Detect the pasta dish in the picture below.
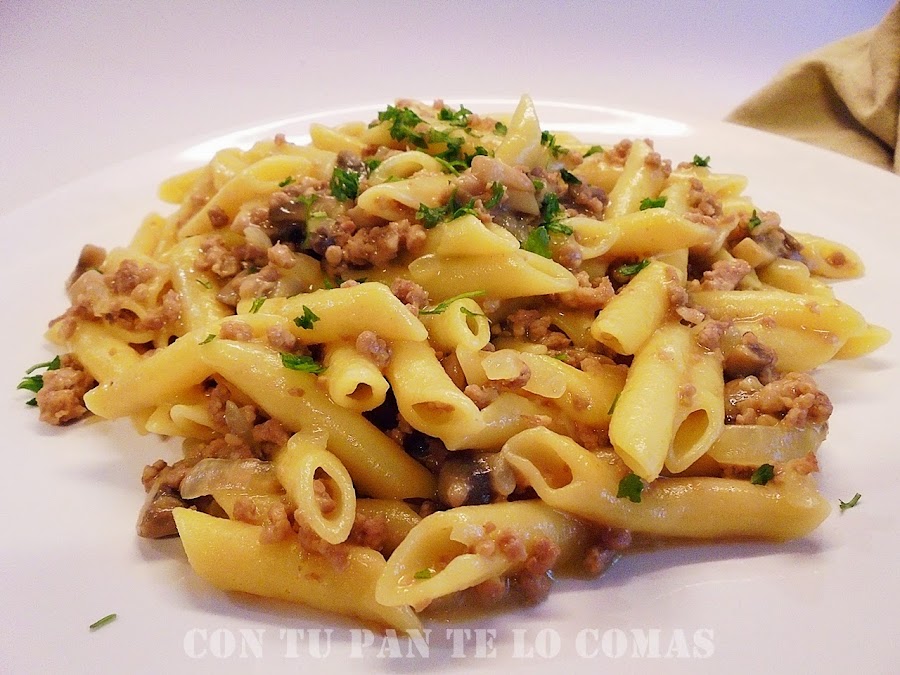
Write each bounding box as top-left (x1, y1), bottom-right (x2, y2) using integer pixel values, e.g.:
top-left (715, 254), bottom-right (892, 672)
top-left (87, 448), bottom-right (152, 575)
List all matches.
top-left (23, 97), bottom-right (889, 631)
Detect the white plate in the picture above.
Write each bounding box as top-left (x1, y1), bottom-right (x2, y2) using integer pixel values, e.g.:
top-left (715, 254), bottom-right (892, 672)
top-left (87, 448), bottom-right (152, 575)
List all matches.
top-left (2, 101), bottom-right (897, 674)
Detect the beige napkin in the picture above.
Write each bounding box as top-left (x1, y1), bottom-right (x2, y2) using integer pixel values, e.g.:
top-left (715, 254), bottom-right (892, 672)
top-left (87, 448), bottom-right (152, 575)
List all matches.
top-left (727, 2), bottom-right (900, 173)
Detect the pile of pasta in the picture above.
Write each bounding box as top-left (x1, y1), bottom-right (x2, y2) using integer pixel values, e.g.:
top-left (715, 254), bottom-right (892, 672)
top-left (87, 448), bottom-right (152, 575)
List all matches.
top-left (40, 96), bottom-right (888, 631)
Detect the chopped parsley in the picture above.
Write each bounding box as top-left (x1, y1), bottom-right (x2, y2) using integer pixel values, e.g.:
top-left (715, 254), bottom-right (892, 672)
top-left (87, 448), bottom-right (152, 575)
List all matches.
top-left (750, 463), bottom-right (775, 485)
top-left (248, 297), bottom-right (266, 314)
top-left (494, 121), bottom-right (508, 136)
top-left (484, 181), bottom-right (505, 209)
top-left (195, 278), bottom-right (212, 289)
top-left (545, 220), bottom-right (574, 236)
top-left (416, 202), bottom-right (446, 229)
top-left (531, 179), bottom-right (545, 192)
top-left (560, 168), bottom-right (582, 185)
top-left (280, 353), bottom-right (325, 374)
top-left (616, 259), bottom-right (650, 277)
top-left (691, 155), bottom-right (711, 167)
top-left (540, 130), bottom-right (567, 158)
top-left (434, 156), bottom-right (464, 174)
top-left (363, 158), bottom-right (382, 172)
top-left (199, 333), bottom-right (217, 345)
top-left (839, 493), bottom-right (862, 511)
top-left (377, 105), bottom-right (428, 148)
top-left (293, 193), bottom-right (317, 210)
top-left (639, 196), bottom-right (668, 210)
top-left (522, 225), bottom-right (552, 258)
top-left (278, 176), bottom-right (295, 187)
top-left (89, 613), bottom-right (117, 631)
top-left (607, 392), bottom-right (621, 415)
top-left (293, 305), bottom-right (320, 330)
top-left (437, 104), bottom-right (473, 128)
top-left (617, 473), bottom-right (644, 503)
top-left (330, 166), bottom-right (360, 201)
top-left (419, 290), bottom-right (487, 315)
top-left (460, 306), bottom-right (488, 321)
top-left (748, 210), bottom-right (762, 230)
top-left (18, 356), bottom-right (61, 405)
top-left (414, 568), bottom-right (435, 580)
top-left (583, 145), bottom-right (604, 157)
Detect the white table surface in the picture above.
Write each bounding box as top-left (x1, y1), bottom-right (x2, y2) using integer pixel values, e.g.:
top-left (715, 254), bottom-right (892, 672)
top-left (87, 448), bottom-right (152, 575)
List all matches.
top-left (0, 0), bottom-right (895, 215)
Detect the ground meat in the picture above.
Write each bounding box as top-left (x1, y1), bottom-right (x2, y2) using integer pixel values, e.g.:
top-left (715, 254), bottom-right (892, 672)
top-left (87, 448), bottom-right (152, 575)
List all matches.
top-left (251, 418), bottom-right (290, 451)
top-left (66, 244), bottom-right (107, 289)
top-left (219, 320), bottom-right (253, 341)
top-left (35, 354), bottom-right (96, 425)
top-left (260, 502), bottom-right (294, 544)
top-left (197, 236), bottom-right (242, 279)
top-left (390, 278), bottom-right (429, 314)
top-left (136, 482), bottom-right (188, 539)
top-left (699, 258), bottom-right (752, 291)
top-left (472, 577), bottom-right (508, 603)
top-left (266, 324), bottom-right (298, 352)
top-left (346, 511), bottom-right (388, 551)
top-left (207, 206), bottom-right (229, 229)
top-left (505, 309), bottom-right (572, 349)
top-left (463, 384), bottom-right (500, 409)
top-left (694, 319), bottom-right (731, 351)
top-left (267, 243), bottom-right (296, 269)
top-left (556, 272), bottom-right (614, 311)
top-left (355, 330), bottom-right (392, 368)
top-left (564, 183), bottom-right (608, 219)
top-left (342, 219), bottom-right (427, 268)
top-left (725, 372), bottom-right (832, 426)
top-left (723, 331), bottom-right (778, 380)
top-left (313, 478), bottom-right (336, 514)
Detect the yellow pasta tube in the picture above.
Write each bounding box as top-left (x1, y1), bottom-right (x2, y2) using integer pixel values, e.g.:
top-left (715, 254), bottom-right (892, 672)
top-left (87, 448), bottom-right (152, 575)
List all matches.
top-left (368, 150), bottom-right (445, 184)
top-left (665, 347), bottom-right (725, 474)
top-left (173, 508), bottom-right (420, 632)
top-left (385, 340), bottom-right (485, 450)
top-left (605, 139), bottom-right (667, 218)
top-left (502, 427), bottom-right (830, 540)
top-left (374, 501), bottom-right (593, 608)
top-left (833, 324), bottom-right (891, 359)
top-left (200, 340), bottom-right (436, 499)
top-left (275, 432), bottom-right (356, 545)
top-left (420, 298), bottom-right (491, 352)
top-left (238, 282), bottom-right (428, 344)
top-left (355, 174), bottom-right (452, 221)
top-left (494, 94), bottom-right (545, 169)
top-left (567, 216), bottom-right (620, 260)
top-left (423, 214), bottom-right (520, 257)
top-left (590, 260), bottom-right (676, 355)
top-left (603, 209), bottom-right (717, 256)
top-left (408, 251), bottom-right (578, 299)
top-left (63, 321), bottom-right (142, 384)
top-left (309, 122), bottom-right (367, 154)
top-left (164, 237), bottom-right (232, 331)
top-left (84, 327), bottom-right (215, 418)
top-left (321, 341), bottom-right (390, 412)
top-left (609, 322), bottom-right (691, 480)
top-left (791, 232), bottom-right (865, 279)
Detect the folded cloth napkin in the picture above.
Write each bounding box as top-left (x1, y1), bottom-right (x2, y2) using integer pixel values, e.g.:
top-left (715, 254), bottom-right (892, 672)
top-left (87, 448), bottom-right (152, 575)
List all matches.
top-left (727, 2), bottom-right (900, 173)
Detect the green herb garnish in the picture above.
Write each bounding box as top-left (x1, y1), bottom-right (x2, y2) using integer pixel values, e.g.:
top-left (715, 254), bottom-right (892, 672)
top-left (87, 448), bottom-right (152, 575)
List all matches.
top-left (523, 225), bottom-right (552, 258)
top-left (540, 130), bottom-right (567, 158)
top-left (330, 166), bottom-right (360, 201)
top-left (18, 356), bottom-right (61, 402)
top-left (494, 121), bottom-right (508, 136)
top-left (414, 568), bottom-right (435, 580)
top-left (199, 334), bottom-right (216, 345)
top-left (364, 158), bottom-right (382, 172)
top-left (278, 176), bottom-right (295, 187)
top-left (437, 104), bottom-right (473, 128)
top-left (293, 305), bottom-right (321, 330)
top-left (691, 155), bottom-right (710, 167)
top-left (484, 182), bottom-right (505, 209)
top-left (559, 169), bottom-right (582, 185)
top-left (639, 196), bottom-right (667, 210)
top-left (607, 392), bottom-right (621, 415)
top-left (750, 463), bottom-right (775, 485)
top-left (196, 278), bottom-right (212, 289)
top-left (617, 473), bottom-right (644, 503)
top-left (89, 613), bottom-right (117, 631)
top-left (416, 203), bottom-right (446, 229)
top-left (249, 297), bottom-right (266, 314)
top-left (377, 105), bottom-right (428, 148)
top-left (748, 210), bottom-right (762, 230)
top-left (839, 493), bottom-right (862, 511)
top-left (616, 259), bottom-right (650, 277)
top-left (419, 290), bottom-right (487, 315)
top-left (583, 145), bottom-right (604, 157)
top-left (280, 353), bottom-right (326, 374)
